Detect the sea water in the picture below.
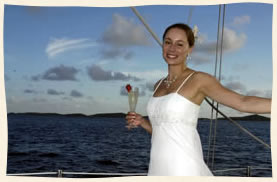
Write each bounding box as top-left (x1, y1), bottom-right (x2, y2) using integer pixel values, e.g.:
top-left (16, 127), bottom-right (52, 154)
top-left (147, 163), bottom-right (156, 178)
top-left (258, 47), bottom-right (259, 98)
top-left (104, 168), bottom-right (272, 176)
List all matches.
top-left (6, 114), bottom-right (271, 177)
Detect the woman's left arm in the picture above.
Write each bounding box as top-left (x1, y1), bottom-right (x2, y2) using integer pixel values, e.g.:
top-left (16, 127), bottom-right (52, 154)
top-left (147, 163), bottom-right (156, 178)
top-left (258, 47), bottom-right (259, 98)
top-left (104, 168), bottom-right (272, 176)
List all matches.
top-left (198, 72), bottom-right (271, 114)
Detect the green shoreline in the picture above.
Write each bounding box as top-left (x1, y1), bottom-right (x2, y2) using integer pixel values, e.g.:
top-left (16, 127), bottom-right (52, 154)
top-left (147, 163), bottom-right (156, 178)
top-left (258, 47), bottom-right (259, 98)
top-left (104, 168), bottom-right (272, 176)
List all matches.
top-left (7, 112), bottom-right (270, 121)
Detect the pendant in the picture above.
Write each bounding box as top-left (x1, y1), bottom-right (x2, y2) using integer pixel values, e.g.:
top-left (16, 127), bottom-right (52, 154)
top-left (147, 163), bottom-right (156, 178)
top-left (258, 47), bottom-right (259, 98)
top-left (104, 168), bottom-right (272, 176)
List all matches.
top-left (164, 75), bottom-right (178, 89)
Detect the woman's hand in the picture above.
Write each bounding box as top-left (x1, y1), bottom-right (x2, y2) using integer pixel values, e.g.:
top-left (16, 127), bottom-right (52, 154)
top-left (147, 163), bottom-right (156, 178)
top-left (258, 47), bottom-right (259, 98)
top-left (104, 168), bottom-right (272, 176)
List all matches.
top-left (125, 112), bottom-right (145, 130)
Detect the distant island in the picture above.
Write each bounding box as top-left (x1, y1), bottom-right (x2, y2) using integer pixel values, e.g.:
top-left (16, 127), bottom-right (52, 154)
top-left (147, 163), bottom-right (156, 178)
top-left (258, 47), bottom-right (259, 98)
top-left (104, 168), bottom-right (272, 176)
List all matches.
top-left (199, 114), bottom-right (270, 121)
top-left (7, 112), bottom-right (126, 118)
top-left (7, 112), bottom-right (270, 121)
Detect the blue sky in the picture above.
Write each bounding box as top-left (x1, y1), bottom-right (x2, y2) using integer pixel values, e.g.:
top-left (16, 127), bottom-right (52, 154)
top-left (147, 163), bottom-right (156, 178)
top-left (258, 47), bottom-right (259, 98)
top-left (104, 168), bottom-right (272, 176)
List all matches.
top-left (4, 3), bottom-right (272, 117)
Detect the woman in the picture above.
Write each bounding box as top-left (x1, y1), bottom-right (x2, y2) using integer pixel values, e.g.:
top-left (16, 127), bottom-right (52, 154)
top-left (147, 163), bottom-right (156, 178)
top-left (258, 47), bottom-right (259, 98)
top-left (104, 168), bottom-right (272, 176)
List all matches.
top-left (125, 23), bottom-right (271, 176)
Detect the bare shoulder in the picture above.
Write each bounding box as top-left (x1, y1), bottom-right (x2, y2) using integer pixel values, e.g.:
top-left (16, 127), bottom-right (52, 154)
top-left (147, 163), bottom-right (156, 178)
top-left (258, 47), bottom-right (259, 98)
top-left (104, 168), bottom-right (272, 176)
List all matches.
top-left (193, 71), bottom-right (214, 79)
top-left (193, 71), bottom-right (218, 84)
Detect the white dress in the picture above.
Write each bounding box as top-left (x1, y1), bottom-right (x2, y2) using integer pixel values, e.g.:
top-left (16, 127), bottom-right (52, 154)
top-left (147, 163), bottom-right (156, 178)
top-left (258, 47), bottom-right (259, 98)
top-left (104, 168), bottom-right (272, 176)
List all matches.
top-left (146, 72), bottom-right (213, 176)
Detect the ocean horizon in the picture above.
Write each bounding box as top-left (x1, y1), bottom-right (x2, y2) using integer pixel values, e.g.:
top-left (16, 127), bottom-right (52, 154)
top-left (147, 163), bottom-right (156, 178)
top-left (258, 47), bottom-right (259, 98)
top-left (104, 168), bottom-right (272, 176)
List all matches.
top-left (6, 112), bottom-right (271, 121)
top-left (6, 113), bottom-right (272, 177)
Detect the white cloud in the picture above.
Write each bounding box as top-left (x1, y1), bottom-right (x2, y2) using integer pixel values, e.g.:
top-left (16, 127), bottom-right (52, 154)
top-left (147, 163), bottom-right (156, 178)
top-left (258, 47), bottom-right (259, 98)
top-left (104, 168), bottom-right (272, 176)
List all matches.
top-left (24, 89), bottom-right (38, 94)
top-left (46, 38), bottom-right (97, 58)
top-left (70, 90), bottom-right (83, 98)
top-left (232, 15), bottom-right (251, 26)
top-left (145, 82), bottom-right (155, 92)
top-left (232, 63), bottom-right (249, 72)
top-left (190, 53), bottom-right (213, 65)
top-left (123, 70), bottom-right (166, 82)
top-left (87, 64), bottom-right (141, 81)
top-left (32, 64), bottom-right (79, 81)
top-left (223, 80), bottom-right (246, 93)
top-left (7, 96), bottom-right (21, 104)
top-left (195, 33), bottom-right (208, 45)
top-left (47, 89), bottom-right (65, 96)
top-left (101, 13), bottom-right (151, 47)
top-left (195, 28), bottom-right (247, 54)
top-left (247, 89), bottom-right (272, 98)
top-left (222, 28), bottom-right (247, 52)
top-left (33, 98), bottom-right (47, 103)
top-left (222, 76), bottom-right (271, 98)
top-left (99, 48), bottom-right (134, 60)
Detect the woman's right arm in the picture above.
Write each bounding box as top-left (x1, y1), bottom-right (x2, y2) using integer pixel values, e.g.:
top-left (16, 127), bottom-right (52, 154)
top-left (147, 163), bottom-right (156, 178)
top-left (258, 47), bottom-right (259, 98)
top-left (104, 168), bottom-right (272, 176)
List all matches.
top-left (125, 112), bottom-right (152, 134)
top-left (125, 79), bottom-right (162, 134)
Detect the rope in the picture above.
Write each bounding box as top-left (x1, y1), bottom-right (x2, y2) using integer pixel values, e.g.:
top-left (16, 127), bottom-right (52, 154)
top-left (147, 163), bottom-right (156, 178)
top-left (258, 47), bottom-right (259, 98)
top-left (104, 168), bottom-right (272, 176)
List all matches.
top-left (187, 7), bottom-right (194, 26)
top-left (211, 4), bottom-right (227, 170)
top-left (205, 98), bottom-right (271, 149)
top-left (218, 4), bottom-right (226, 83)
top-left (207, 4), bottom-right (222, 167)
top-left (130, 7), bottom-right (162, 47)
top-left (213, 168), bottom-right (247, 173)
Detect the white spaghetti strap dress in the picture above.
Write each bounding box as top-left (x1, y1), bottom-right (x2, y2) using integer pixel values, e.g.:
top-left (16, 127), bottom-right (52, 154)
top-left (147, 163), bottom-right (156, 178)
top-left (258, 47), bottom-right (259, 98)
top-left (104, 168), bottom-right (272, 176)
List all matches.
top-left (146, 72), bottom-right (213, 176)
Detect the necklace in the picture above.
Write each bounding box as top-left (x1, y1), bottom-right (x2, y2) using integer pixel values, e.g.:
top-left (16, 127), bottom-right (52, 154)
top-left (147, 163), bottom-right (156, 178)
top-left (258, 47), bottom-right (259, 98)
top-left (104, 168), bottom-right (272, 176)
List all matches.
top-left (164, 75), bottom-right (178, 89)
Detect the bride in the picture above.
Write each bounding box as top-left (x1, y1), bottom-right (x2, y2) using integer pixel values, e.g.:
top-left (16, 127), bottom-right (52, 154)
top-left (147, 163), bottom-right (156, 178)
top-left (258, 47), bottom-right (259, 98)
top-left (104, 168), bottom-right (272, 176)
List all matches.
top-left (125, 23), bottom-right (271, 176)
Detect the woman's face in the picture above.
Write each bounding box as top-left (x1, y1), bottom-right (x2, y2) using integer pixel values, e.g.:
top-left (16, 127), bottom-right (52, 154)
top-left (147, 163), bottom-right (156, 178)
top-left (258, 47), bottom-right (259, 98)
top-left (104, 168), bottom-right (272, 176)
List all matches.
top-left (162, 28), bottom-right (192, 66)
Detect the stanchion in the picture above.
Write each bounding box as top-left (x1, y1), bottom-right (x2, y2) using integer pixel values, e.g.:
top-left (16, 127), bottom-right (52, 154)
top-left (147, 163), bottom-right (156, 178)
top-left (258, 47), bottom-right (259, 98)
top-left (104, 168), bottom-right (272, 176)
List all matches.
top-left (58, 170), bottom-right (63, 178)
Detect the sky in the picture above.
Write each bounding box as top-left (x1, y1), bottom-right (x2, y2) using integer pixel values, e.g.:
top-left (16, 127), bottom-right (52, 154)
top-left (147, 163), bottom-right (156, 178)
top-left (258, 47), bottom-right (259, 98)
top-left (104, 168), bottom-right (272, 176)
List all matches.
top-left (3, 3), bottom-right (273, 118)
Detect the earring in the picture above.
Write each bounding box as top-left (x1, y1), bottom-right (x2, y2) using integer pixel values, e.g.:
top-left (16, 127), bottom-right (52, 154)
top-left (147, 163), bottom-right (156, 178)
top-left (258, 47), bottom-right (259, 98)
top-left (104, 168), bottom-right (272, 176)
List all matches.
top-left (187, 54), bottom-right (191, 60)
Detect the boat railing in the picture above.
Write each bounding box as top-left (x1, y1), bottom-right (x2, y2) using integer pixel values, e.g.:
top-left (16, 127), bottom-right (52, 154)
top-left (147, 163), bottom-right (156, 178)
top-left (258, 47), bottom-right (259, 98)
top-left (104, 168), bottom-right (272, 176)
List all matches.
top-left (6, 166), bottom-right (271, 177)
top-left (213, 166), bottom-right (272, 177)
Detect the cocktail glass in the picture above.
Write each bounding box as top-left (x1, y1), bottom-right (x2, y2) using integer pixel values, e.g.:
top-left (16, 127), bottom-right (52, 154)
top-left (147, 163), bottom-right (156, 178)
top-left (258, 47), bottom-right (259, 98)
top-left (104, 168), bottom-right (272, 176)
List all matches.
top-left (128, 87), bottom-right (139, 112)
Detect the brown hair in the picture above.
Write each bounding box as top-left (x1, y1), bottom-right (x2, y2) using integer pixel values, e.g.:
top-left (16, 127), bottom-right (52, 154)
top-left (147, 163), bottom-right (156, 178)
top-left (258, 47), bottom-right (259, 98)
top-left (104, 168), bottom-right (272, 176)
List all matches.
top-left (162, 23), bottom-right (195, 48)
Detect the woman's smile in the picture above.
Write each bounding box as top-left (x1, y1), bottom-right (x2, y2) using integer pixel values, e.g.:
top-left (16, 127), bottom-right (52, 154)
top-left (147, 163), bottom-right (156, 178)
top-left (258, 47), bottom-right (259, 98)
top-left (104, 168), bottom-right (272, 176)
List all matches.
top-left (166, 53), bottom-right (178, 59)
